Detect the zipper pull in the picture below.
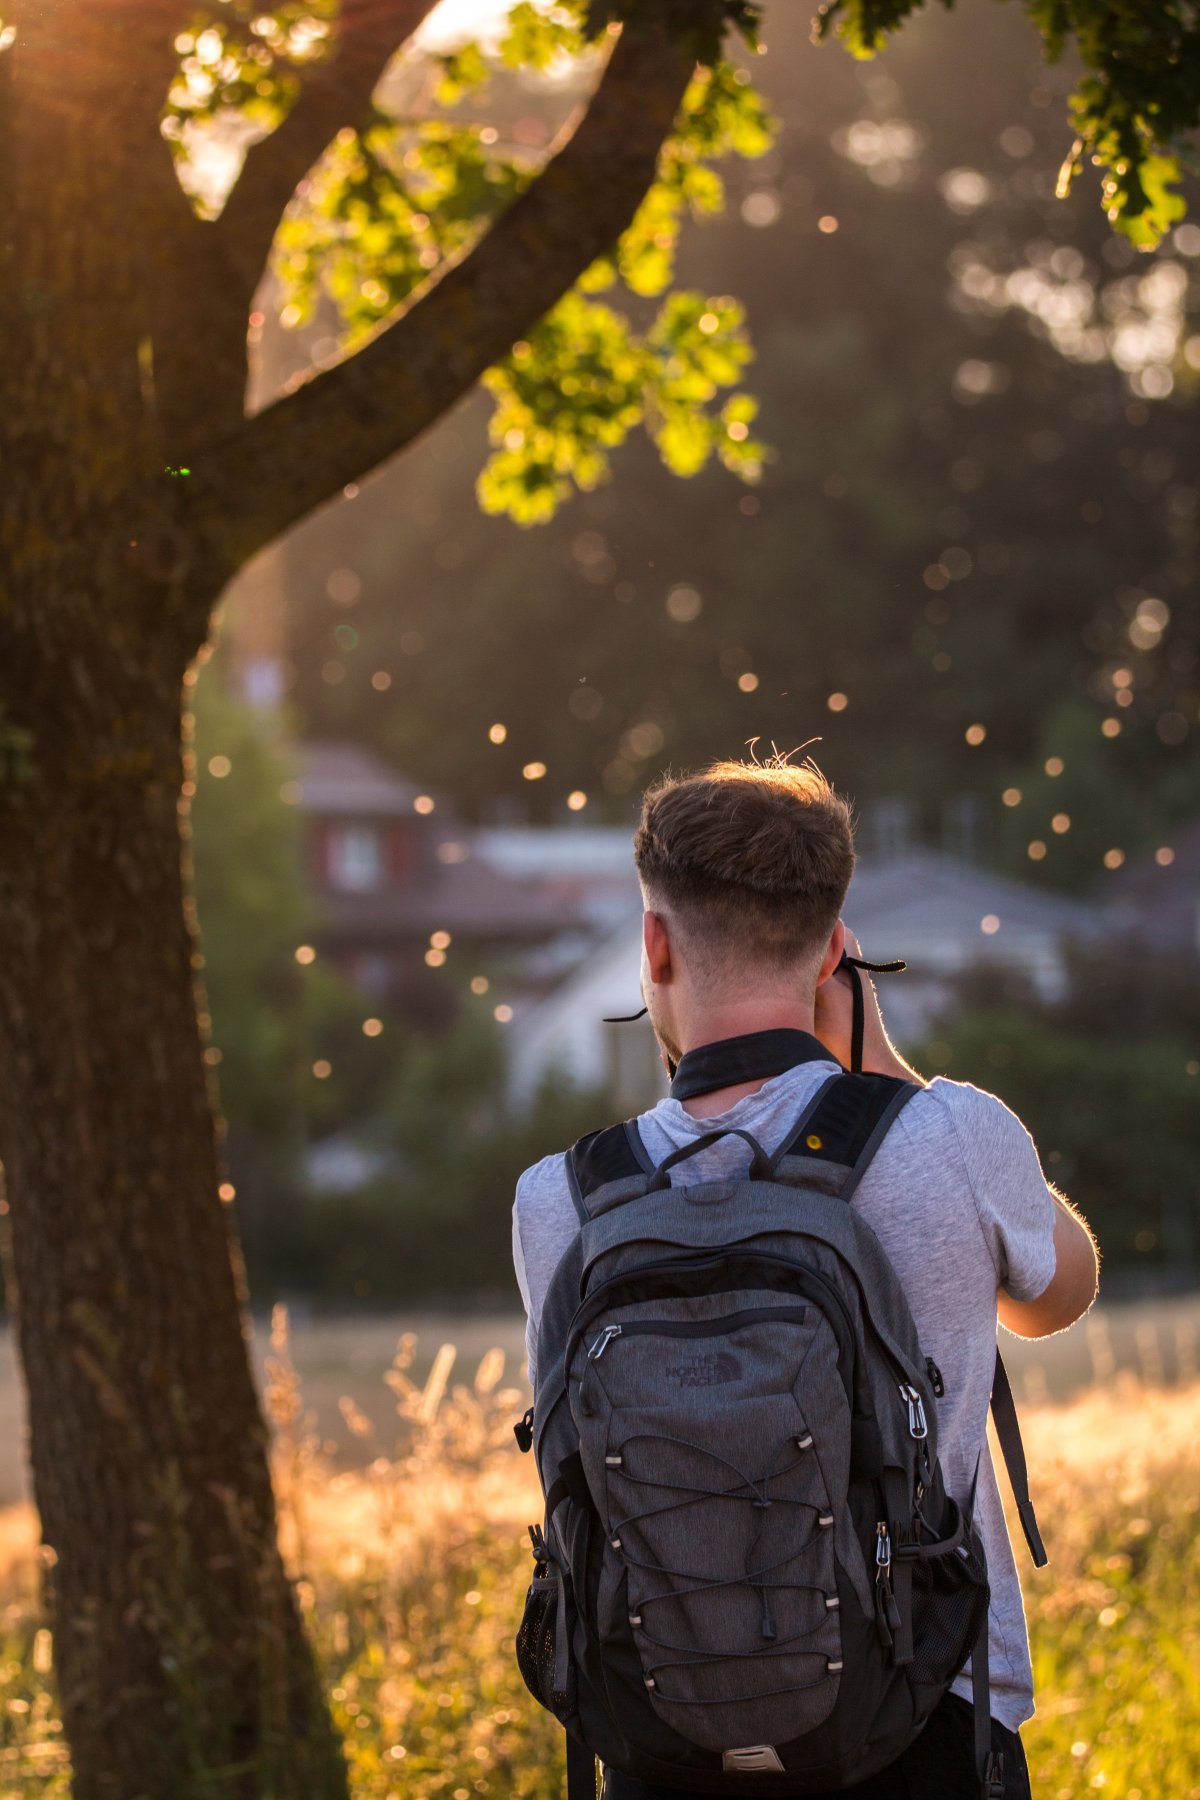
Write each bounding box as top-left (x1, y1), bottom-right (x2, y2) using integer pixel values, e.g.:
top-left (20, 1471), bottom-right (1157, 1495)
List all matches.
top-left (875, 1523), bottom-right (903, 1648)
top-left (589, 1324), bottom-right (622, 1360)
top-left (513, 1407), bottom-right (534, 1453)
top-left (899, 1383), bottom-right (928, 1440)
top-left (926, 1358), bottom-right (945, 1398)
top-left (873, 1527), bottom-right (894, 1648)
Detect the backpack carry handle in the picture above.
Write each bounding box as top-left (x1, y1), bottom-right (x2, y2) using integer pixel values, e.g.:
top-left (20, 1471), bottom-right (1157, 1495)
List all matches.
top-left (646, 1127), bottom-right (772, 1192)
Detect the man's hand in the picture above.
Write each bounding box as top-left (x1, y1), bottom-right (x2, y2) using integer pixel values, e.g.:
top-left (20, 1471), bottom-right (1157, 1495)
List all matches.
top-left (813, 926), bottom-right (925, 1084)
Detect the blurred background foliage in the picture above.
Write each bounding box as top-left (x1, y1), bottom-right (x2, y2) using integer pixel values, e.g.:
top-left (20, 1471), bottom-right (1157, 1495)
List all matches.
top-left (268, 1), bottom-right (1199, 873)
top-left (817, 0), bottom-right (1200, 248)
top-left (917, 943), bottom-right (1200, 1273)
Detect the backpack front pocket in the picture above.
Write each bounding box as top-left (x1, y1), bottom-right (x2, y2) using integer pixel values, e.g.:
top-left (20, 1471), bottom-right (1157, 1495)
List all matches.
top-left (574, 1300), bottom-right (848, 1751)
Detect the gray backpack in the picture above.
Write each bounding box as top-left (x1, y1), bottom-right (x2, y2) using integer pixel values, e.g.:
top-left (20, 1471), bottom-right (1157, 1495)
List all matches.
top-left (515, 1055), bottom-right (1045, 1799)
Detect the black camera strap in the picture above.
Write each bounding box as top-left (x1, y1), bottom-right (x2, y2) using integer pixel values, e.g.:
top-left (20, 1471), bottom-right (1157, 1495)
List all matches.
top-left (839, 951), bottom-right (907, 1072)
top-left (667, 1028), bottom-right (833, 1102)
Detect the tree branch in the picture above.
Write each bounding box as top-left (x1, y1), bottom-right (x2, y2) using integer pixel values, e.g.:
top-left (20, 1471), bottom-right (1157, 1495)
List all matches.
top-left (196, 5), bottom-right (696, 573)
top-left (217, 0), bottom-right (441, 302)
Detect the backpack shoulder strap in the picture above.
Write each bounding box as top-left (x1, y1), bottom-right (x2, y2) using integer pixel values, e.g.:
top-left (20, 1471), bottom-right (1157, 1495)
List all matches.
top-left (990, 1346), bottom-right (1048, 1567)
top-left (772, 1071), bottom-right (920, 1202)
top-left (567, 1121), bottom-right (653, 1222)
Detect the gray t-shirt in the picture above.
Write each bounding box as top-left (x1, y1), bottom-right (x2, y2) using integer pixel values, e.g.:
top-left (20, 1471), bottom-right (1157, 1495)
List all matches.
top-left (512, 1059), bottom-right (1058, 1733)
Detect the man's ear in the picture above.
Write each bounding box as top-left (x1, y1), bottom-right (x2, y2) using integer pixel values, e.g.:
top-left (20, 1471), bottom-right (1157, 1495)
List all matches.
top-left (643, 909), bottom-right (673, 986)
top-left (815, 918), bottom-right (846, 988)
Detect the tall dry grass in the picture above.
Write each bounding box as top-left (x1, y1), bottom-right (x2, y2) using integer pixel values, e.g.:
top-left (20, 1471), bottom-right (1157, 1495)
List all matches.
top-left (1, 1314), bottom-right (1197, 1797)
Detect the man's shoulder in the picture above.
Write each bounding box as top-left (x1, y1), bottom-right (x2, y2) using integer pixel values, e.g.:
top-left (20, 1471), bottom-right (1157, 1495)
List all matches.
top-left (515, 1148), bottom-right (571, 1213)
top-left (899, 1074), bottom-right (1032, 1149)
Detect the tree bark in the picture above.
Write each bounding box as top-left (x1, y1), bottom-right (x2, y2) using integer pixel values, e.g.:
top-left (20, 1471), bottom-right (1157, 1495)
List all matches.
top-left (0, 631), bottom-right (348, 1800)
top-left (0, 22), bottom-right (349, 1799)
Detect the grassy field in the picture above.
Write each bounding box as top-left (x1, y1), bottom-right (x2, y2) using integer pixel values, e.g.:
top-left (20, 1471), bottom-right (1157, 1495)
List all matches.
top-left (1, 1317), bottom-right (1198, 1798)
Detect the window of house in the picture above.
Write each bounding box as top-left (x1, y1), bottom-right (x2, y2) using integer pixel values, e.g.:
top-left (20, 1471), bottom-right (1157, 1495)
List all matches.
top-left (328, 823), bottom-right (384, 893)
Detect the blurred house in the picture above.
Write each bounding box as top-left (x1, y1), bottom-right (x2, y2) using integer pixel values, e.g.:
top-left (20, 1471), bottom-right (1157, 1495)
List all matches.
top-left (505, 909), bottom-right (659, 1114)
top-left (473, 824), bottom-right (640, 935)
top-left (842, 848), bottom-right (1112, 1038)
top-left (505, 846), bottom-right (1117, 1111)
top-left (1100, 814), bottom-right (1200, 958)
top-left (294, 740), bottom-right (584, 1006)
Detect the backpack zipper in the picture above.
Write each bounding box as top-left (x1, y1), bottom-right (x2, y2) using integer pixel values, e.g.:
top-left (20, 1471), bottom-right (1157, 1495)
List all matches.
top-left (569, 1254), bottom-right (857, 1385)
top-left (565, 1251), bottom-right (932, 1450)
top-left (588, 1304), bottom-right (814, 1361)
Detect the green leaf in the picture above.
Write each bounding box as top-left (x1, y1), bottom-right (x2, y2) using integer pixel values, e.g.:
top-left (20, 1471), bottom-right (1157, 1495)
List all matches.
top-left (499, 1), bottom-right (589, 69)
top-left (477, 289), bottom-right (760, 523)
top-left (273, 116), bottom-right (526, 344)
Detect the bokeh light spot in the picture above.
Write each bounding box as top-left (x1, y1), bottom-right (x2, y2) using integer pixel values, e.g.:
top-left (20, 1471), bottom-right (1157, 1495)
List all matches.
top-left (666, 585), bottom-right (702, 623)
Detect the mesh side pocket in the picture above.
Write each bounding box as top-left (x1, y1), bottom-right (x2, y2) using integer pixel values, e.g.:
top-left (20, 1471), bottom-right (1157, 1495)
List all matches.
top-left (907, 1527), bottom-right (989, 1691)
top-left (516, 1567), bottom-right (576, 1720)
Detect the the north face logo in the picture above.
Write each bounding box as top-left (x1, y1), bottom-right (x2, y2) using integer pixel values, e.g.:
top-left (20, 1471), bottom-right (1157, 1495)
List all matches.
top-left (664, 1352), bottom-right (741, 1387)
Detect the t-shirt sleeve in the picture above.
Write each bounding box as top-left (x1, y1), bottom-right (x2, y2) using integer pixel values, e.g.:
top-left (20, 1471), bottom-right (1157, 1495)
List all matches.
top-left (936, 1080), bottom-right (1058, 1302)
top-left (512, 1151), bottom-right (578, 1391)
top-left (511, 1193), bottom-right (538, 1389)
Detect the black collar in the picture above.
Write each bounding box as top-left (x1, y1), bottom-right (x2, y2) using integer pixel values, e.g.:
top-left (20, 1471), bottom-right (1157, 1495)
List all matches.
top-left (669, 1028), bottom-right (838, 1102)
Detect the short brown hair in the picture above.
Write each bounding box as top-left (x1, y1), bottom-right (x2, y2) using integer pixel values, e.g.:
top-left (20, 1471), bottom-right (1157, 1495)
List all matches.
top-left (634, 758), bottom-right (855, 969)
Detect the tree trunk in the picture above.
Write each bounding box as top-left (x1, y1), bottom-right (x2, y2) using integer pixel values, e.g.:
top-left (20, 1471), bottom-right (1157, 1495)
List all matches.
top-left (0, 18), bottom-right (347, 1793)
top-left (0, 624), bottom-right (347, 1800)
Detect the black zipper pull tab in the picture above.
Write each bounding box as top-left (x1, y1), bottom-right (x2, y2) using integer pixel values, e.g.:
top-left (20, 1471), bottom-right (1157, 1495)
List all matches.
top-left (874, 1574), bottom-right (894, 1649)
top-left (926, 1358), bottom-right (945, 1398)
top-left (514, 1407), bottom-right (534, 1453)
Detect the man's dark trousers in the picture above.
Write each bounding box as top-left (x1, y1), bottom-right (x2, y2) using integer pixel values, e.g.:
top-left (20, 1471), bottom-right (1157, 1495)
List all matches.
top-left (601, 1695), bottom-right (1032, 1800)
